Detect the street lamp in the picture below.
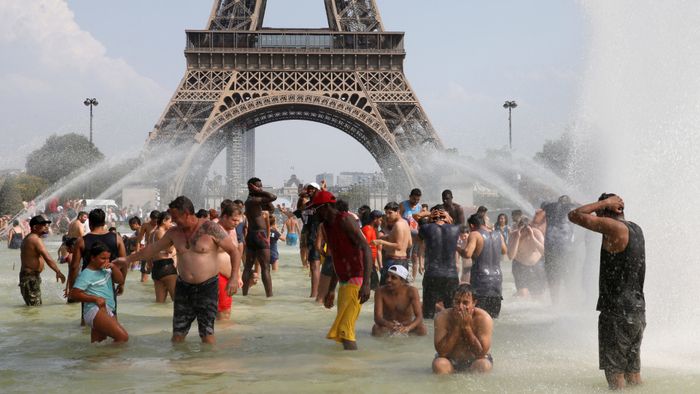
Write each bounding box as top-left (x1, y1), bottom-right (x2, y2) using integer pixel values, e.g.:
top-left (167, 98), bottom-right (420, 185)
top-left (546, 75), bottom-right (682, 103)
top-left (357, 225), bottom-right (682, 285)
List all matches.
top-left (84, 98), bottom-right (99, 144)
top-left (503, 100), bottom-right (517, 150)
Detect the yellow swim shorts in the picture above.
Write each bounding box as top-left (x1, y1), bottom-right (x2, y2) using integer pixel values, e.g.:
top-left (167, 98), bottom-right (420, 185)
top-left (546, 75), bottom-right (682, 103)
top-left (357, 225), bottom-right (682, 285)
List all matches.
top-left (326, 283), bottom-right (361, 343)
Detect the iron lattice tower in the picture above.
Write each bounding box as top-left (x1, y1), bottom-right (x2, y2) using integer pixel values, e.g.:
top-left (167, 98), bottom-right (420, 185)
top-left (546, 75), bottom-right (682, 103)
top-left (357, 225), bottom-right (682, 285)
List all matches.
top-left (147, 0), bottom-right (444, 202)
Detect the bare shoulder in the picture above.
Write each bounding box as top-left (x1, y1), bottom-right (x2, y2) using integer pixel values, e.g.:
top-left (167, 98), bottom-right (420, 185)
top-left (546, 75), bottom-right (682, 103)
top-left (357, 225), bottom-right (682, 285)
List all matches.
top-left (202, 219), bottom-right (229, 240)
top-left (473, 308), bottom-right (494, 331)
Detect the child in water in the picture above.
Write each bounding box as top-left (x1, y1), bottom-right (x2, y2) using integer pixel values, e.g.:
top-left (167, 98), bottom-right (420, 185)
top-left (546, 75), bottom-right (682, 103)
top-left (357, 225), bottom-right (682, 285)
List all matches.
top-left (70, 241), bottom-right (128, 343)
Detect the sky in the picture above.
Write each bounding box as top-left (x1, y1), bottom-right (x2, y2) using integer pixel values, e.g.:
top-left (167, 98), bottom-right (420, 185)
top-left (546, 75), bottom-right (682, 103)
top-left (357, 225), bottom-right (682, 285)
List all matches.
top-left (0, 0), bottom-right (585, 187)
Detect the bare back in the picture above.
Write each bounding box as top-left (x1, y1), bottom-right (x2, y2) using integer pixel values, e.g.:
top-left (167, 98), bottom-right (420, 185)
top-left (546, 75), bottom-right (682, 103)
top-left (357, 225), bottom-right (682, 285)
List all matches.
top-left (66, 220), bottom-right (84, 238)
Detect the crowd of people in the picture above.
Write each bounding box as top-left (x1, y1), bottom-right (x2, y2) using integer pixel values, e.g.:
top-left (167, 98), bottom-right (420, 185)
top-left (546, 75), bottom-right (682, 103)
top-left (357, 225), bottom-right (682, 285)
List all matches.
top-left (9, 178), bottom-right (646, 389)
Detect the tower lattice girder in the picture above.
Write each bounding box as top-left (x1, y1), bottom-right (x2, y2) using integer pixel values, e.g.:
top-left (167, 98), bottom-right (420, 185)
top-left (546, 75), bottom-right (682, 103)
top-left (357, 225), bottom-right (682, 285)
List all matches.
top-left (147, 0), bottom-right (443, 203)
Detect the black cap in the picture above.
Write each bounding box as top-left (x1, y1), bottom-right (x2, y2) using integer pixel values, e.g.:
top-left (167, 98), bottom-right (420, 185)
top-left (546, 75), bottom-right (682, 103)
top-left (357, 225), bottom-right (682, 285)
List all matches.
top-left (29, 215), bottom-right (51, 227)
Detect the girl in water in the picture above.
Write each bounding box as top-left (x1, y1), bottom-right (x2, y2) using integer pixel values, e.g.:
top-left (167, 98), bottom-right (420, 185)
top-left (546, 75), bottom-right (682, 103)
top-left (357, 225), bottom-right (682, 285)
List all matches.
top-left (70, 241), bottom-right (128, 343)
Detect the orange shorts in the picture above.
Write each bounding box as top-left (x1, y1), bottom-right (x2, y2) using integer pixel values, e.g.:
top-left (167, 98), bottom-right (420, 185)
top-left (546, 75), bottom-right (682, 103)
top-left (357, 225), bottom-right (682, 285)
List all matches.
top-left (218, 273), bottom-right (232, 312)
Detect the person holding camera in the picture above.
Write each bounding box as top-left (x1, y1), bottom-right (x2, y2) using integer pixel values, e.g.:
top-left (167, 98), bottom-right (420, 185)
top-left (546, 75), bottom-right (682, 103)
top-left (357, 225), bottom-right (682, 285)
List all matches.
top-left (507, 217), bottom-right (546, 297)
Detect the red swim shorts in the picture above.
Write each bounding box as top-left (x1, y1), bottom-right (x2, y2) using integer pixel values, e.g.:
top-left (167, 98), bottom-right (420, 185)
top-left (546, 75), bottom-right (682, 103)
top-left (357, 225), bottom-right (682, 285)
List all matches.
top-left (218, 273), bottom-right (233, 312)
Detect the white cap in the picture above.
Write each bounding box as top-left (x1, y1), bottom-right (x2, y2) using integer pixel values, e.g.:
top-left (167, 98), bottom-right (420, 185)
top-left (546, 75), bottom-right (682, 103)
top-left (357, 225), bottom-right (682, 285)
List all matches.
top-left (305, 182), bottom-right (321, 190)
top-left (387, 264), bottom-right (409, 281)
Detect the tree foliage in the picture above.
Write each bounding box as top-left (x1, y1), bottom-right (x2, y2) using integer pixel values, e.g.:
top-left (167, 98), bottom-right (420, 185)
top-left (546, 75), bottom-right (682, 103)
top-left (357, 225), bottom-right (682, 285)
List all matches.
top-left (534, 133), bottom-right (574, 178)
top-left (13, 174), bottom-right (49, 202)
top-left (0, 176), bottom-right (23, 215)
top-left (26, 133), bottom-right (104, 185)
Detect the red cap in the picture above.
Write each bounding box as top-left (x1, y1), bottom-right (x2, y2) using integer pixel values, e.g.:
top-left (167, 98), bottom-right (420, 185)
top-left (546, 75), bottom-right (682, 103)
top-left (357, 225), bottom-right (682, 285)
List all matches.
top-left (311, 190), bottom-right (336, 207)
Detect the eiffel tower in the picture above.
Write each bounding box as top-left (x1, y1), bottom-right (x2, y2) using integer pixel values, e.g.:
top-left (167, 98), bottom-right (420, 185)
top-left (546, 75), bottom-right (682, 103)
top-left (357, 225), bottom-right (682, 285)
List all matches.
top-left (147, 0), bottom-right (444, 203)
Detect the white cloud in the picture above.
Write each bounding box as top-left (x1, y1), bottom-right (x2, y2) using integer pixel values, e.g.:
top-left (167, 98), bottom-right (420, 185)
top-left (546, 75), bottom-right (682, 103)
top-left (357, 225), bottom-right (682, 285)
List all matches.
top-left (0, 0), bottom-right (169, 162)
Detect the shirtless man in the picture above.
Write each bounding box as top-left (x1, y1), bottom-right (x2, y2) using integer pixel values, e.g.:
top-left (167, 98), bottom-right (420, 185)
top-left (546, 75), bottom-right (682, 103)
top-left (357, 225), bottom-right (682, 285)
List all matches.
top-left (442, 190), bottom-right (465, 226)
top-left (243, 178), bottom-right (277, 297)
top-left (66, 211), bottom-right (88, 238)
top-left (217, 200), bottom-right (243, 320)
top-left (113, 196), bottom-right (242, 344)
top-left (19, 215), bottom-right (66, 306)
top-left (373, 202), bottom-right (411, 285)
top-left (400, 189), bottom-right (429, 278)
top-left (372, 265), bottom-right (426, 336)
top-left (284, 211), bottom-right (300, 247)
top-left (433, 283), bottom-right (494, 374)
top-left (136, 210), bottom-right (160, 282)
top-left (507, 217), bottom-right (546, 297)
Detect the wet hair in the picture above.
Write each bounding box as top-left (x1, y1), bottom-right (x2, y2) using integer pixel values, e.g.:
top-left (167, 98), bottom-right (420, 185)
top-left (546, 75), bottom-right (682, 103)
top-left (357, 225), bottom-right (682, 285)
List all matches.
top-left (209, 209), bottom-right (219, 219)
top-left (468, 214), bottom-right (485, 227)
top-left (477, 206), bottom-right (488, 214)
top-left (78, 211), bottom-right (88, 218)
top-left (598, 193), bottom-right (623, 216)
top-left (454, 283), bottom-right (474, 298)
top-left (233, 199), bottom-right (244, 206)
top-left (88, 209), bottom-right (106, 227)
top-left (558, 195), bottom-right (571, 204)
top-left (89, 240), bottom-right (111, 258)
top-left (441, 189), bottom-right (453, 198)
top-left (247, 177), bottom-right (262, 186)
top-left (128, 216), bottom-right (141, 226)
top-left (221, 200), bottom-right (238, 217)
top-left (519, 217), bottom-right (531, 227)
top-left (497, 213), bottom-right (508, 226)
top-left (409, 188), bottom-right (422, 197)
top-left (430, 204), bottom-right (445, 212)
top-left (13, 220), bottom-right (19, 226)
top-left (384, 202), bottom-right (400, 212)
top-left (64, 237), bottom-right (77, 249)
top-left (459, 224), bottom-right (469, 234)
top-left (358, 205), bottom-right (371, 227)
top-left (157, 211), bottom-right (171, 226)
top-left (195, 209), bottom-right (208, 218)
top-left (336, 199), bottom-right (349, 212)
top-left (421, 203), bottom-right (429, 209)
top-left (149, 210), bottom-right (160, 220)
top-left (511, 209), bottom-right (522, 219)
top-left (168, 196), bottom-right (195, 215)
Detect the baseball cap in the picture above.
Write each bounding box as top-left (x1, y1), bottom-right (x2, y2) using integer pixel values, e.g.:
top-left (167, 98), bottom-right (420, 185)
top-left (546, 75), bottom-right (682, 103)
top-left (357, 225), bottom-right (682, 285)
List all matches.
top-left (388, 264), bottom-right (409, 281)
top-left (305, 182), bottom-right (321, 191)
top-left (370, 210), bottom-right (383, 219)
top-left (29, 215), bottom-right (51, 227)
top-left (311, 190), bottom-right (336, 207)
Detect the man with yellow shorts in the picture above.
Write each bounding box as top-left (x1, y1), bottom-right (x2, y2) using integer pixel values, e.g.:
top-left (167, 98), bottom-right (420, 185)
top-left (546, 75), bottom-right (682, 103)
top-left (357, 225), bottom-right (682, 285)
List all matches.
top-left (312, 191), bottom-right (372, 350)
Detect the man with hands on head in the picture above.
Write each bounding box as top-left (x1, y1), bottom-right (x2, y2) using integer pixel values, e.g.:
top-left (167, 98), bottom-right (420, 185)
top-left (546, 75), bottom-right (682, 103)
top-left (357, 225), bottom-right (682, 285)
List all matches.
top-left (433, 283), bottom-right (494, 375)
top-left (568, 194), bottom-right (646, 390)
top-left (112, 196), bottom-right (242, 344)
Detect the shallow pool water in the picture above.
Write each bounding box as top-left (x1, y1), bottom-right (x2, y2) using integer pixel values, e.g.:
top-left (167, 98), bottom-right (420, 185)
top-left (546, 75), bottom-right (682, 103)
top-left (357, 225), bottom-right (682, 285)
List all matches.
top-left (0, 237), bottom-right (697, 393)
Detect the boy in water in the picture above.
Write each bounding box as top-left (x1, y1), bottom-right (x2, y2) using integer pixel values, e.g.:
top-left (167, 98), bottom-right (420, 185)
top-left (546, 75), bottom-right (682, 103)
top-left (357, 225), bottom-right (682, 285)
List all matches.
top-left (70, 241), bottom-right (128, 343)
top-left (269, 216), bottom-right (285, 272)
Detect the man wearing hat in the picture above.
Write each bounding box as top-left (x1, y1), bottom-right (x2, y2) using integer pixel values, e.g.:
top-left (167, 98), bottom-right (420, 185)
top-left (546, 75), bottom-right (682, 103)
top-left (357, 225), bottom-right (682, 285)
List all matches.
top-left (372, 264), bottom-right (426, 336)
top-left (314, 190), bottom-right (373, 350)
top-left (19, 215), bottom-right (66, 306)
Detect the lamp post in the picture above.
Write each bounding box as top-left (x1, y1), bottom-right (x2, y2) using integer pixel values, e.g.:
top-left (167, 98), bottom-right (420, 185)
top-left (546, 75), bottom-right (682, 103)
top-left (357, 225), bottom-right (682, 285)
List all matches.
top-left (83, 98), bottom-right (99, 144)
top-left (503, 100), bottom-right (517, 150)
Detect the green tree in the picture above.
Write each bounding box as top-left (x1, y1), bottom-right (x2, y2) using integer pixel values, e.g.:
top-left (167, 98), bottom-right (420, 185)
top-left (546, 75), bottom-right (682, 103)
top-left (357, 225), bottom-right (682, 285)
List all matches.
top-left (26, 133), bottom-right (104, 185)
top-left (14, 174), bottom-right (49, 202)
top-left (534, 133), bottom-right (574, 178)
top-left (0, 176), bottom-right (23, 215)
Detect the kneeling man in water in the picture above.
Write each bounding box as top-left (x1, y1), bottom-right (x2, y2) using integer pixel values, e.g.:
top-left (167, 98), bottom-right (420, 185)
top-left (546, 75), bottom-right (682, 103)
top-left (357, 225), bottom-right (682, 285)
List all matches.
top-left (433, 284), bottom-right (493, 375)
top-left (372, 264), bottom-right (426, 336)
